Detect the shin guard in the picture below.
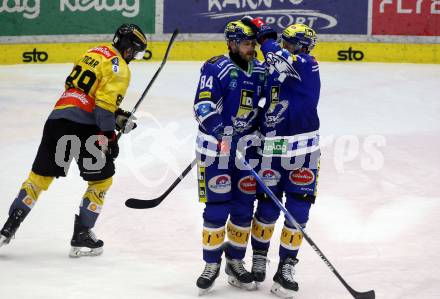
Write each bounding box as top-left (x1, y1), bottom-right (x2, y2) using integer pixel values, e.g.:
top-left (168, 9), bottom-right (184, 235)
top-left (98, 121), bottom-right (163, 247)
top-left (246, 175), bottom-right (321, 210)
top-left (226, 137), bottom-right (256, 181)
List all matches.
top-left (79, 177), bottom-right (112, 228)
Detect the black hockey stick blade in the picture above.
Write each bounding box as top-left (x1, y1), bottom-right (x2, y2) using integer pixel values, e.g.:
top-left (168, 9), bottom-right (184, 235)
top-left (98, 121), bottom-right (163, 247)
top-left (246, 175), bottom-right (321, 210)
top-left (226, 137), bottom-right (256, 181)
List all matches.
top-left (125, 158), bottom-right (197, 209)
top-left (353, 289), bottom-right (375, 299)
top-left (125, 195), bottom-right (166, 209)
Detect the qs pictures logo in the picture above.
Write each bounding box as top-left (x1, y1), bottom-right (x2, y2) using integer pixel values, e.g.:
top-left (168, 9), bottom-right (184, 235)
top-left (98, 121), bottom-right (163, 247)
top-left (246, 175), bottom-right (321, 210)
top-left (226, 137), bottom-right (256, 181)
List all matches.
top-left (22, 48), bottom-right (48, 63)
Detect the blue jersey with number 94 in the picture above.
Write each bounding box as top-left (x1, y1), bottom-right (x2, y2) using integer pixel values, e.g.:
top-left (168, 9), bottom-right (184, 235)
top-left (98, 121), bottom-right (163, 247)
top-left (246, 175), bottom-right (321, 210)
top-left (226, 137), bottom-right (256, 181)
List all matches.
top-left (193, 55), bottom-right (266, 157)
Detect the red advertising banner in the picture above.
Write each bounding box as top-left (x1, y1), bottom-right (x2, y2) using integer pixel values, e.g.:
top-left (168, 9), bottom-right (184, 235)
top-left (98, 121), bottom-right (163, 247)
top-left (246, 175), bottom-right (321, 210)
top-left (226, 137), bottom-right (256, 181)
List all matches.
top-left (372, 0), bottom-right (440, 36)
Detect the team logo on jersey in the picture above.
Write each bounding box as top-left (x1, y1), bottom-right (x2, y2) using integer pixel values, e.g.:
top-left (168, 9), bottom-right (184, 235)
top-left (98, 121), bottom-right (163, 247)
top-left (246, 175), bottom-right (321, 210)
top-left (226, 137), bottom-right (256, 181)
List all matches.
top-left (266, 52), bottom-right (301, 83)
top-left (111, 57), bottom-right (119, 73)
top-left (238, 176), bottom-right (257, 194)
top-left (258, 169), bottom-right (281, 187)
top-left (264, 100), bottom-right (289, 128)
top-left (289, 168), bottom-right (315, 186)
top-left (208, 175), bottom-right (232, 194)
top-left (259, 73), bottom-right (265, 82)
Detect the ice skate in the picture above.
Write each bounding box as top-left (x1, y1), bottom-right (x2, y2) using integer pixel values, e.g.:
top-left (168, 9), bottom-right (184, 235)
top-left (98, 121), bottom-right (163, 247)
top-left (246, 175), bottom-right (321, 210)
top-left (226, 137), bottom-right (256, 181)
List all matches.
top-left (252, 249), bottom-right (269, 287)
top-left (69, 215), bottom-right (103, 258)
top-left (0, 208), bottom-right (27, 247)
top-left (225, 258), bottom-right (256, 291)
top-left (196, 260), bottom-right (221, 296)
top-left (270, 257), bottom-right (299, 299)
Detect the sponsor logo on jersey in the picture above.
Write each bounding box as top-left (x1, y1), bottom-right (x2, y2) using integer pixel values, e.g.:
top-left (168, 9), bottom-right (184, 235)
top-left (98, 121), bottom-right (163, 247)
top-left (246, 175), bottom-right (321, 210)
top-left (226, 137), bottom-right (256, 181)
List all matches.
top-left (198, 166), bottom-right (207, 202)
top-left (208, 175), bottom-right (232, 194)
top-left (239, 89), bottom-right (254, 110)
top-left (230, 69), bottom-right (238, 79)
top-left (198, 91), bottom-right (212, 99)
top-left (228, 80), bottom-right (237, 90)
top-left (111, 57), bottom-right (119, 73)
top-left (238, 176), bottom-right (257, 194)
top-left (258, 169), bottom-right (281, 187)
top-left (259, 73), bottom-right (265, 81)
top-left (263, 139), bottom-right (288, 155)
top-left (22, 196), bottom-right (36, 208)
top-left (87, 202), bottom-right (102, 213)
top-left (61, 90), bottom-right (90, 105)
top-left (289, 168), bottom-right (315, 186)
top-left (231, 108), bottom-right (258, 133)
top-left (199, 186), bottom-right (206, 197)
top-left (89, 46), bottom-right (116, 59)
top-left (271, 86), bottom-right (280, 104)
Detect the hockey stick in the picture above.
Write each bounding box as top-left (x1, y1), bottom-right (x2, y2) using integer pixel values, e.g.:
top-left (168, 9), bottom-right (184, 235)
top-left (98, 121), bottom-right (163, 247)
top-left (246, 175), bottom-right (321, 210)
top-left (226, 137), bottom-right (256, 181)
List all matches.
top-left (235, 151), bottom-right (375, 299)
top-left (125, 158), bottom-right (197, 209)
top-left (117, 28), bottom-right (179, 139)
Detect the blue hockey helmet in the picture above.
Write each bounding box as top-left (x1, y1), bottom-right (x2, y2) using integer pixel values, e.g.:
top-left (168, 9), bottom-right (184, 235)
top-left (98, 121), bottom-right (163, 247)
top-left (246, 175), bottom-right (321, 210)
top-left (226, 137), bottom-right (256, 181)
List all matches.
top-left (224, 20), bottom-right (256, 43)
top-left (282, 24), bottom-right (317, 54)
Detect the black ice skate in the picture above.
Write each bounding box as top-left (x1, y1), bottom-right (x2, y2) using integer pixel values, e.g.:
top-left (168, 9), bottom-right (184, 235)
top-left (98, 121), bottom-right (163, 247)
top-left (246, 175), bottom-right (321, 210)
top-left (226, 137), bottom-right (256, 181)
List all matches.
top-left (252, 249), bottom-right (269, 286)
top-left (196, 259), bottom-right (222, 296)
top-left (0, 208), bottom-right (27, 247)
top-left (69, 215), bottom-right (104, 258)
top-left (271, 257), bottom-right (299, 299)
top-left (225, 258), bottom-right (256, 291)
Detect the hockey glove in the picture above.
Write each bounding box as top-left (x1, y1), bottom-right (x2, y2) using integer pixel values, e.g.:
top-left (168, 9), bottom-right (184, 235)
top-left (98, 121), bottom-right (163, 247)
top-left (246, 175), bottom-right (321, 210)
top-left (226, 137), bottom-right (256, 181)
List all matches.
top-left (115, 108), bottom-right (137, 134)
top-left (97, 131), bottom-right (119, 160)
top-left (241, 16), bottom-right (277, 44)
top-left (212, 125), bottom-right (236, 156)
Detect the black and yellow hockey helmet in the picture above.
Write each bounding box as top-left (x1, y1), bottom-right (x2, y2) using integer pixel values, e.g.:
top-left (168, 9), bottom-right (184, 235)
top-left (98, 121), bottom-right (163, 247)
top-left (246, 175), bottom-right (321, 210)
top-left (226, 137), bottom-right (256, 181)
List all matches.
top-left (282, 24), bottom-right (317, 54)
top-left (224, 20), bottom-right (256, 42)
top-left (112, 24), bottom-right (147, 59)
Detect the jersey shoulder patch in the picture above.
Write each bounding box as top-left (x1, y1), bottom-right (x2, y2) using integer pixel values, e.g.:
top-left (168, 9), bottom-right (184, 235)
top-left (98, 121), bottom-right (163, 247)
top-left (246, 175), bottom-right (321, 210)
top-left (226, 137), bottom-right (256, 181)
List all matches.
top-left (206, 55), bottom-right (226, 65)
top-left (202, 55), bottom-right (232, 78)
top-left (88, 46), bottom-right (117, 59)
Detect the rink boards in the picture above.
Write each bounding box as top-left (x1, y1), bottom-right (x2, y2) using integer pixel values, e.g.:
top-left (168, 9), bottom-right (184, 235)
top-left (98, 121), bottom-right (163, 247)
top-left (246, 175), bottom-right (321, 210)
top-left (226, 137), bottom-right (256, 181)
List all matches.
top-left (0, 41), bottom-right (439, 65)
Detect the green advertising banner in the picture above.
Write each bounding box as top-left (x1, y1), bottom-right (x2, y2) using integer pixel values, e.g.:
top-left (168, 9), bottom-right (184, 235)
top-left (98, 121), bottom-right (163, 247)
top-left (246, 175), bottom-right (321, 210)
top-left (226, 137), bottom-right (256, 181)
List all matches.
top-left (0, 0), bottom-right (155, 36)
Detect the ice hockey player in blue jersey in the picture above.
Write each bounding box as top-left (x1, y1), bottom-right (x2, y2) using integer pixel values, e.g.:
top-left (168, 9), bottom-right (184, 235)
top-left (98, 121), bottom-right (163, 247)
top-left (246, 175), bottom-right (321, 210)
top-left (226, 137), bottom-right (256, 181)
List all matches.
top-left (193, 19), bottom-right (266, 294)
top-left (242, 17), bottom-right (321, 298)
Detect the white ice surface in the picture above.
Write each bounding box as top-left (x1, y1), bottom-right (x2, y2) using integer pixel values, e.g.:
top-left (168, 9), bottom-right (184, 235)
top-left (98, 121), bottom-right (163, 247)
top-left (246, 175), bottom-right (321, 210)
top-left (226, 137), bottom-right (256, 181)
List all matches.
top-left (0, 61), bottom-right (439, 299)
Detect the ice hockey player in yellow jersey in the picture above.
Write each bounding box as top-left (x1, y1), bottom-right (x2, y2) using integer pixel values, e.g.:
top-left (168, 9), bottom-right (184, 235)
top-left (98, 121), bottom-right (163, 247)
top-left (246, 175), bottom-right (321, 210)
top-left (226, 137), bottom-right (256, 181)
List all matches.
top-left (0, 24), bottom-right (147, 257)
